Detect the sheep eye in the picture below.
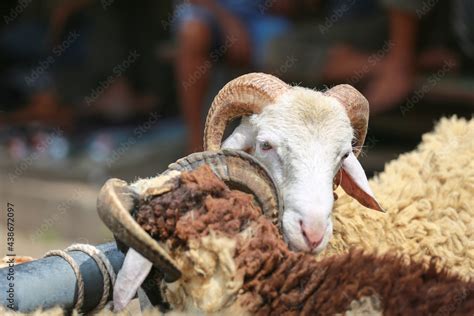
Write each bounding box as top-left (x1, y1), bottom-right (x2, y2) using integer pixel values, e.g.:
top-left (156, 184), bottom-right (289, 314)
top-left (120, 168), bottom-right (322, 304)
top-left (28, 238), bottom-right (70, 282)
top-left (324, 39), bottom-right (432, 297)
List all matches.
top-left (342, 152), bottom-right (350, 160)
top-left (260, 141), bottom-right (273, 151)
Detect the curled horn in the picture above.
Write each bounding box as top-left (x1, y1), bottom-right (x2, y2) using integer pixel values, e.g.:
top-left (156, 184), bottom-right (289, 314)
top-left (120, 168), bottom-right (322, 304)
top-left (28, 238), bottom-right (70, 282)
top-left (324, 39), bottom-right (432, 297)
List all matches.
top-left (203, 72), bottom-right (290, 151)
top-left (97, 177), bottom-right (182, 282)
top-left (324, 85), bottom-right (369, 157)
top-left (97, 150), bottom-right (282, 282)
top-left (166, 149), bottom-right (283, 228)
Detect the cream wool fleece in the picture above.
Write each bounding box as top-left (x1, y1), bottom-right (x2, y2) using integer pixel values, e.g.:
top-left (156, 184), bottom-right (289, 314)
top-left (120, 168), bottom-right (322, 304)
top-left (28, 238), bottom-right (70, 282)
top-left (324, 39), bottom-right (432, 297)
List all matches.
top-left (324, 116), bottom-right (474, 279)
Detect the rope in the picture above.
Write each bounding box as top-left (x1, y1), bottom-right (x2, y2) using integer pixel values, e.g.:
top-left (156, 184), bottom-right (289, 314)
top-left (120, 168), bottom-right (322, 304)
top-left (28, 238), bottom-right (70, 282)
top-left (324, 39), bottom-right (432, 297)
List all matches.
top-left (44, 250), bottom-right (85, 312)
top-left (66, 244), bottom-right (117, 312)
top-left (44, 244), bottom-right (116, 313)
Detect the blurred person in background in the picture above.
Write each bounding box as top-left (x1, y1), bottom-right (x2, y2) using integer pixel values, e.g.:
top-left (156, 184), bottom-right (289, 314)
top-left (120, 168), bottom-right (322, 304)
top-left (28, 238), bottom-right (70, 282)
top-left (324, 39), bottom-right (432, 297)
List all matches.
top-left (265, 0), bottom-right (470, 114)
top-left (1, 0), bottom-right (169, 125)
top-left (0, 0), bottom-right (87, 160)
top-left (0, 0), bottom-right (81, 130)
top-left (364, 0), bottom-right (466, 113)
top-left (47, 0), bottom-right (166, 121)
top-left (173, 0), bottom-right (295, 152)
top-left (0, 0), bottom-right (171, 161)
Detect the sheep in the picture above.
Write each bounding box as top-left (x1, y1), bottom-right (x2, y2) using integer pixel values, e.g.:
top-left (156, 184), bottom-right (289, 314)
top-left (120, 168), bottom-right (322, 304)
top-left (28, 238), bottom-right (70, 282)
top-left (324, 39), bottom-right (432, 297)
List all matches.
top-left (97, 156), bottom-right (474, 315)
top-left (321, 116), bottom-right (474, 279)
top-left (202, 72), bottom-right (384, 255)
top-left (97, 150), bottom-right (282, 311)
top-left (203, 72), bottom-right (473, 275)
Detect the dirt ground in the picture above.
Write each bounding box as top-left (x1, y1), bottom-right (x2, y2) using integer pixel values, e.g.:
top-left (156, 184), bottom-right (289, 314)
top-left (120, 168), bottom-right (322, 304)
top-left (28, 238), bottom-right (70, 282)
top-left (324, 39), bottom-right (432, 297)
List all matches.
top-left (1, 175), bottom-right (113, 258)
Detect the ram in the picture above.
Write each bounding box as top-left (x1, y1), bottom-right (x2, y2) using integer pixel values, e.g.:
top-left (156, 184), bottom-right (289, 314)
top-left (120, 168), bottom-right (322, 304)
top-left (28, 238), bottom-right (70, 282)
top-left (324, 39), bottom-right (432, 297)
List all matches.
top-left (203, 72), bottom-right (383, 254)
top-left (97, 153), bottom-right (474, 315)
top-left (98, 150), bottom-right (282, 311)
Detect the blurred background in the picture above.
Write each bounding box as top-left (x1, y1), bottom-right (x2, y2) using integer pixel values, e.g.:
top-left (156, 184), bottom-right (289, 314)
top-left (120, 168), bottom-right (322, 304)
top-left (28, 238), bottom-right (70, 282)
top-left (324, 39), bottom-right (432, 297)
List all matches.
top-left (0, 0), bottom-right (473, 257)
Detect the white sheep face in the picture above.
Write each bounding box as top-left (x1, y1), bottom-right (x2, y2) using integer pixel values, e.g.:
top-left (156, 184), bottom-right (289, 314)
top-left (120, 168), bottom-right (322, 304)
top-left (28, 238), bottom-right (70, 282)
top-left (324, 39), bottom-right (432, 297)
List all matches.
top-left (223, 87), bottom-right (355, 253)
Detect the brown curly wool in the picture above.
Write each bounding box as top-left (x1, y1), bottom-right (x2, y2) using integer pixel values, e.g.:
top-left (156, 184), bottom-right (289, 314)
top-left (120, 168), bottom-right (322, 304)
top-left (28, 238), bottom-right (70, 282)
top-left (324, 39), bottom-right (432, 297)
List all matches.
top-left (236, 220), bottom-right (474, 315)
top-left (135, 165), bottom-right (262, 248)
top-left (135, 164), bottom-right (474, 315)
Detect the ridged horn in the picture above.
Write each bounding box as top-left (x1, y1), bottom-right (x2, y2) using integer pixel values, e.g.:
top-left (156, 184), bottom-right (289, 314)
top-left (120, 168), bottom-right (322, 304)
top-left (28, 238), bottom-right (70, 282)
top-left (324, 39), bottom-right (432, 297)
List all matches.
top-left (97, 150), bottom-right (283, 283)
top-left (203, 72), bottom-right (290, 151)
top-left (97, 177), bottom-right (182, 282)
top-left (324, 84), bottom-right (369, 157)
top-left (165, 149), bottom-right (283, 229)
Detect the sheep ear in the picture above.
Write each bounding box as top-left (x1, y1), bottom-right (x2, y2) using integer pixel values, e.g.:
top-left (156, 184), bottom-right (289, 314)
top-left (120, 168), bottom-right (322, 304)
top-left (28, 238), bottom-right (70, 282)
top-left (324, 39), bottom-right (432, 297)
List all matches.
top-left (221, 117), bottom-right (256, 152)
top-left (339, 152), bottom-right (384, 212)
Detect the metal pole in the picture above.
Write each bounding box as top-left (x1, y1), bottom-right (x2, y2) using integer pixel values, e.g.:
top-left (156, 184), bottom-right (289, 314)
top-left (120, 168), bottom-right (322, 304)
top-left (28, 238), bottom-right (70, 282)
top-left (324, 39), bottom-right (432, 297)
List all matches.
top-left (0, 242), bottom-right (124, 313)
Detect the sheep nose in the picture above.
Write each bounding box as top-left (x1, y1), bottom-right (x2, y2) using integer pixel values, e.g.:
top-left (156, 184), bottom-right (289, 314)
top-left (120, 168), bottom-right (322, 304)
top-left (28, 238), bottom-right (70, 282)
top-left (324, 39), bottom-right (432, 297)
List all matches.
top-left (300, 221), bottom-right (325, 250)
